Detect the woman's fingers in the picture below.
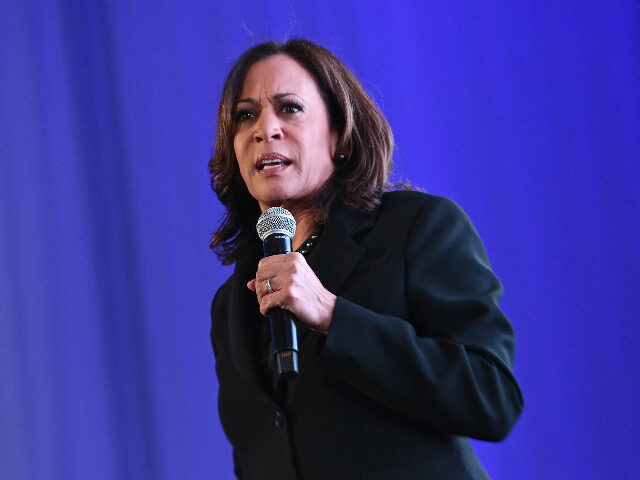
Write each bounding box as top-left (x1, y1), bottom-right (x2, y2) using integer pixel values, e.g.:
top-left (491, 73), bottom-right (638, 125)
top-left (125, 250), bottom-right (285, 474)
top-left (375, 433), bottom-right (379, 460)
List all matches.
top-left (257, 288), bottom-right (286, 317)
top-left (252, 253), bottom-right (301, 295)
top-left (256, 253), bottom-right (302, 281)
top-left (244, 252), bottom-right (334, 333)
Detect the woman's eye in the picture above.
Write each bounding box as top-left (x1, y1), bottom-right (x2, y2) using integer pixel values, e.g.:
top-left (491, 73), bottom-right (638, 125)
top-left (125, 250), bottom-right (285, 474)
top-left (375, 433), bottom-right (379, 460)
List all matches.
top-left (235, 109), bottom-right (255, 122)
top-left (282, 102), bottom-right (302, 114)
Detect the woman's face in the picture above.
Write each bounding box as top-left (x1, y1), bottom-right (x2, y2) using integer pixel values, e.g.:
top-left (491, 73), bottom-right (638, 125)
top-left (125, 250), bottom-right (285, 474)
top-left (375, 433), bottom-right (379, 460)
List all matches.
top-left (233, 54), bottom-right (337, 213)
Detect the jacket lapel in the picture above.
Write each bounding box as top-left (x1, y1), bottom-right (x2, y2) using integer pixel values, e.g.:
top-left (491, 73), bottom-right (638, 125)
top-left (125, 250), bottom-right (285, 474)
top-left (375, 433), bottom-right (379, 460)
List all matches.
top-left (227, 240), bottom-right (275, 396)
top-left (308, 202), bottom-right (378, 292)
top-left (295, 203), bottom-right (380, 372)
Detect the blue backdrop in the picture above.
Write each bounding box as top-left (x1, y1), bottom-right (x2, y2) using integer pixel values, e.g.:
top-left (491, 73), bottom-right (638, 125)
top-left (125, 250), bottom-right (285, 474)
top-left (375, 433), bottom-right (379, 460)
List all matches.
top-left (1, 1), bottom-right (638, 479)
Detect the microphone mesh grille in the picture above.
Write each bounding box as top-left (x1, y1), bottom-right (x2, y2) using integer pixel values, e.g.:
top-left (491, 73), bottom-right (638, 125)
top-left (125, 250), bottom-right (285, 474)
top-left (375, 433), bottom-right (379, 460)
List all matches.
top-left (256, 207), bottom-right (296, 241)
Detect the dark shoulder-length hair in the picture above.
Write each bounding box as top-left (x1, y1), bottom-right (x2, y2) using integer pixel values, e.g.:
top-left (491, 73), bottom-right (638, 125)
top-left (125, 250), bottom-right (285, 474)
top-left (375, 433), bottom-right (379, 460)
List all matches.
top-left (209, 38), bottom-right (394, 265)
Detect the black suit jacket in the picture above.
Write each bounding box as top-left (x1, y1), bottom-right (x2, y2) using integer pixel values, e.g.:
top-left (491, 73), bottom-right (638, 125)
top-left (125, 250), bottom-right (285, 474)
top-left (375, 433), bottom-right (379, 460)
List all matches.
top-left (211, 191), bottom-right (523, 480)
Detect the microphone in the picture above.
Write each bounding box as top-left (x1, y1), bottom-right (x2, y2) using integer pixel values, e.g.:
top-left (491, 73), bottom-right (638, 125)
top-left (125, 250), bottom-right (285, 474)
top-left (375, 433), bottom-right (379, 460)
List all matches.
top-left (256, 207), bottom-right (299, 380)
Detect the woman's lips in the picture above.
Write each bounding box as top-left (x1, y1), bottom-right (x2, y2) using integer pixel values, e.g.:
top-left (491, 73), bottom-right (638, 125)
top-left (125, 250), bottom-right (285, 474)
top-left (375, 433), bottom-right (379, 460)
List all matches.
top-left (255, 152), bottom-right (292, 172)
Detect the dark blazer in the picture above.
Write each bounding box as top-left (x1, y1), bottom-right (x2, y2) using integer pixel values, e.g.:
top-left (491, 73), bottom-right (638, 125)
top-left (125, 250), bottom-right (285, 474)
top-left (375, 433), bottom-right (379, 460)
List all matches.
top-left (211, 191), bottom-right (523, 480)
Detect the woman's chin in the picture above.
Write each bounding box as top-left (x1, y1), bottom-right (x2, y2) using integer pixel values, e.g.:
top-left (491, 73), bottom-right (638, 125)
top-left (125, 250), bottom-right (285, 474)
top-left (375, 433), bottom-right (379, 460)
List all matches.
top-left (258, 200), bottom-right (284, 212)
top-left (257, 197), bottom-right (311, 215)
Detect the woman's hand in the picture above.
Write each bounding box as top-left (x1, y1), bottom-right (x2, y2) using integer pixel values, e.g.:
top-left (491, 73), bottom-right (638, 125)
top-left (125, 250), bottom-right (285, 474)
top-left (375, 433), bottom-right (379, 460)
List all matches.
top-left (247, 252), bottom-right (336, 334)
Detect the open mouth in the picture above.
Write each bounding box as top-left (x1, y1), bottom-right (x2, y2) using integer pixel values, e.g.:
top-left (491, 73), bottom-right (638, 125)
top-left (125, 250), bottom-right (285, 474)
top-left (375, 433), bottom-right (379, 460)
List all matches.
top-left (256, 152), bottom-right (292, 171)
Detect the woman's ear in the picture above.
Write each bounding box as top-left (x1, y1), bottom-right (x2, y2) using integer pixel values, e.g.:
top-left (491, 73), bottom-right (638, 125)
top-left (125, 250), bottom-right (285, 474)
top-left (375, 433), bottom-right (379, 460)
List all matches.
top-left (334, 152), bottom-right (347, 165)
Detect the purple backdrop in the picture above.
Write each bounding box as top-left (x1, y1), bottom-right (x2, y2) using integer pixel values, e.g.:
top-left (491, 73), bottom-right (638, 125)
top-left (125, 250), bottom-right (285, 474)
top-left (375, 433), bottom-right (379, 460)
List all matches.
top-left (1, 1), bottom-right (639, 478)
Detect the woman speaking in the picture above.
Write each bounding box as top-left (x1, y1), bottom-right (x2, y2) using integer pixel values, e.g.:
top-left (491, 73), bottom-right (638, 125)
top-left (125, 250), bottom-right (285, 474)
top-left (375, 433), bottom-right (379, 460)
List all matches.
top-left (209, 39), bottom-right (523, 479)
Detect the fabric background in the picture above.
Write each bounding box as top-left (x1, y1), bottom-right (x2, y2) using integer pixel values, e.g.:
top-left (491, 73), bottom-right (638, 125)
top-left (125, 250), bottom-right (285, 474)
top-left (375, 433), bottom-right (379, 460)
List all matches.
top-left (1, 1), bottom-right (638, 478)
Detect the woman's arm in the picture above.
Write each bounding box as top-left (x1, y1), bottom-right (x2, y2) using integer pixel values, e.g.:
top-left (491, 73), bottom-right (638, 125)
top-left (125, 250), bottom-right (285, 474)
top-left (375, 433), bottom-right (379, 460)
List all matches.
top-left (320, 198), bottom-right (523, 441)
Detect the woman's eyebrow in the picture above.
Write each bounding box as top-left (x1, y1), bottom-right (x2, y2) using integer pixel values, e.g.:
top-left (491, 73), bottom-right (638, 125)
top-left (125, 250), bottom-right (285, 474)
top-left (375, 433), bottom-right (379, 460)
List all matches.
top-left (235, 93), bottom-right (302, 105)
top-left (235, 97), bottom-right (256, 106)
top-left (273, 93), bottom-right (300, 100)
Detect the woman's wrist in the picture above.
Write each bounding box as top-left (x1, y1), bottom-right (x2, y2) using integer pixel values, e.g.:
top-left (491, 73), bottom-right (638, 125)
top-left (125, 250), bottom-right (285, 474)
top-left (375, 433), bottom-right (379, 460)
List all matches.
top-left (315, 290), bottom-right (337, 335)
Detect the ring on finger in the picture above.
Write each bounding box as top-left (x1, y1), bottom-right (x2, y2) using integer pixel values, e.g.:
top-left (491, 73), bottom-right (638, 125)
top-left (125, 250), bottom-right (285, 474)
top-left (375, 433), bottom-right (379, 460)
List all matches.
top-left (266, 278), bottom-right (274, 293)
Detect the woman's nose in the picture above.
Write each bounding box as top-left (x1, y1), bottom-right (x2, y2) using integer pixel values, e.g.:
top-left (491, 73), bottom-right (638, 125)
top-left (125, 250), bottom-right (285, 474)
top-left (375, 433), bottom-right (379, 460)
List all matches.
top-left (253, 109), bottom-right (283, 143)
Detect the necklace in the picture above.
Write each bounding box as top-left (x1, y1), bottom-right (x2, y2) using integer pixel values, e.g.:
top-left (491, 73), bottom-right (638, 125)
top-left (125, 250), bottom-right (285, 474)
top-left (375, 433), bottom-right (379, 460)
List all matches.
top-left (296, 230), bottom-right (322, 258)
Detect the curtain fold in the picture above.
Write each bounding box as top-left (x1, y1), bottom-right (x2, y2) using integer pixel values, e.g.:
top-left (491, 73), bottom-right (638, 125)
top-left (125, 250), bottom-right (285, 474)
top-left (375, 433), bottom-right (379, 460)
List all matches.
top-left (1, 1), bottom-right (638, 478)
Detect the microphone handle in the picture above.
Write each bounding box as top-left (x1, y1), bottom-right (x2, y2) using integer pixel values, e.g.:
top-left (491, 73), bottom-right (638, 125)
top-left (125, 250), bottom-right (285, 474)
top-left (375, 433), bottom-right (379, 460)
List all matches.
top-left (263, 233), bottom-right (299, 380)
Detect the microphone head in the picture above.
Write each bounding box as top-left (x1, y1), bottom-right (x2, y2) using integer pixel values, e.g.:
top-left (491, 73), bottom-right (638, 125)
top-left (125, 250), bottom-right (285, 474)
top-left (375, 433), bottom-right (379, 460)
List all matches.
top-left (256, 207), bottom-right (296, 241)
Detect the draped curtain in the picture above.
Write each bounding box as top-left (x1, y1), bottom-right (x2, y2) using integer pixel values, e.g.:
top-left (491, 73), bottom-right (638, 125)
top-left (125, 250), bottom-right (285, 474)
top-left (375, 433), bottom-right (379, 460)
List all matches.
top-left (1, 1), bottom-right (638, 478)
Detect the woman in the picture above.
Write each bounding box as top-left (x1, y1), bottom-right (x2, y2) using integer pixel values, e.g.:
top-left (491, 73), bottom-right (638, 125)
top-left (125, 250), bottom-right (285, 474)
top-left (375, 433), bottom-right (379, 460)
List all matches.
top-left (209, 39), bottom-right (523, 480)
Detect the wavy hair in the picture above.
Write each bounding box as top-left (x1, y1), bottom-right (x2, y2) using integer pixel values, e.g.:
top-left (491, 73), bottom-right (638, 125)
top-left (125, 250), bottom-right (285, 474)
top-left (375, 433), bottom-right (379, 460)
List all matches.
top-left (209, 39), bottom-right (394, 265)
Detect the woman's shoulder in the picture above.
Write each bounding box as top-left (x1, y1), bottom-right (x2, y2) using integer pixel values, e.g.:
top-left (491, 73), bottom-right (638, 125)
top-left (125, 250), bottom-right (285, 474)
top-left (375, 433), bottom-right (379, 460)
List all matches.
top-left (212, 275), bottom-right (233, 311)
top-left (379, 189), bottom-right (467, 221)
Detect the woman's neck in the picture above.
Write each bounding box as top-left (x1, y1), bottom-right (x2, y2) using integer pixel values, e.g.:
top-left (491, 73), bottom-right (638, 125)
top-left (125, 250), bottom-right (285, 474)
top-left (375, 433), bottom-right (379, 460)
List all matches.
top-left (290, 210), bottom-right (314, 251)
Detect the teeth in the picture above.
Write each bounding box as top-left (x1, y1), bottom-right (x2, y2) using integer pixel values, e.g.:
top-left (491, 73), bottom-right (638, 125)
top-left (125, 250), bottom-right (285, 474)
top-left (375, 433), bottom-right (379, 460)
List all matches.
top-left (257, 153), bottom-right (291, 171)
top-left (260, 158), bottom-right (285, 170)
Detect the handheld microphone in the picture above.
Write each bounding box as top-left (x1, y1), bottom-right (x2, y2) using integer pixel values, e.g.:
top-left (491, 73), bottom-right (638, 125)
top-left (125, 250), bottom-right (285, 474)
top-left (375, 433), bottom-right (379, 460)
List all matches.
top-left (256, 207), bottom-right (299, 380)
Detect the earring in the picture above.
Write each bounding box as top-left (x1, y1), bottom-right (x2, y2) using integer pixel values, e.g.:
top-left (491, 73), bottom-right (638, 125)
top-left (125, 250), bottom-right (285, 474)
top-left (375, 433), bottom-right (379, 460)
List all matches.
top-left (336, 153), bottom-right (347, 163)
